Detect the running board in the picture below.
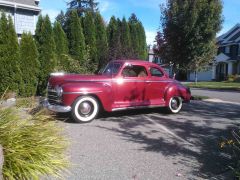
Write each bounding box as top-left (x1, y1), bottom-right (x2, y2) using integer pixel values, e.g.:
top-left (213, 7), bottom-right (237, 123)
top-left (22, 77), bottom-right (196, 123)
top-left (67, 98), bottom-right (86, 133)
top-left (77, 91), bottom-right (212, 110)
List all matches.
top-left (112, 105), bottom-right (165, 112)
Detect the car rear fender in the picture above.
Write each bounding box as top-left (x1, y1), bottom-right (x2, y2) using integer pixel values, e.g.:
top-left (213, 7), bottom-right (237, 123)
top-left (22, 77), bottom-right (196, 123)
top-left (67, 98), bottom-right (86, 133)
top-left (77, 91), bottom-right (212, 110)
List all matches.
top-left (164, 84), bottom-right (186, 106)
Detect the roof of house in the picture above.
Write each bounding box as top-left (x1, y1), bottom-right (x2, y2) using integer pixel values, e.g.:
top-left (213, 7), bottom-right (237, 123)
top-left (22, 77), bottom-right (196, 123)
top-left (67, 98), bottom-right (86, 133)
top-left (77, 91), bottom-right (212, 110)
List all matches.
top-left (217, 24), bottom-right (240, 45)
top-left (0, 0), bottom-right (41, 11)
top-left (7, 0), bottom-right (38, 7)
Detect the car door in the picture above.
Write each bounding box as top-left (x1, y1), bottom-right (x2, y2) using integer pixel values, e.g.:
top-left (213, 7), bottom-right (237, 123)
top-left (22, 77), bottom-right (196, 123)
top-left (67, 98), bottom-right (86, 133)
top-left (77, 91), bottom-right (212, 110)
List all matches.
top-left (145, 66), bottom-right (168, 105)
top-left (113, 64), bottom-right (148, 108)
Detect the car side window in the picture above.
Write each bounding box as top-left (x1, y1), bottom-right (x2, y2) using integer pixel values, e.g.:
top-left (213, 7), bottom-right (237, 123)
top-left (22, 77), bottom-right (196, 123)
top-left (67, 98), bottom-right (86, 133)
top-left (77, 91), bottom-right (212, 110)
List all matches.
top-left (122, 65), bottom-right (148, 78)
top-left (150, 67), bottom-right (164, 77)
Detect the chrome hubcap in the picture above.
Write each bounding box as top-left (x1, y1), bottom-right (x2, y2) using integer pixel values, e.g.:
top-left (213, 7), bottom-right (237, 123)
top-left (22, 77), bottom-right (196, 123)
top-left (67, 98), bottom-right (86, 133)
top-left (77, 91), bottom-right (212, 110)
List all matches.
top-left (79, 102), bottom-right (92, 115)
top-left (171, 98), bottom-right (179, 110)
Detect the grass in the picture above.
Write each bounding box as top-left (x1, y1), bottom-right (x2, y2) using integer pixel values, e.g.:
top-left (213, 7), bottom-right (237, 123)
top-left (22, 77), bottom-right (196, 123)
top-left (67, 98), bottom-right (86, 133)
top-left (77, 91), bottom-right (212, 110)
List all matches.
top-left (0, 106), bottom-right (69, 179)
top-left (16, 97), bottom-right (36, 109)
top-left (187, 81), bottom-right (240, 91)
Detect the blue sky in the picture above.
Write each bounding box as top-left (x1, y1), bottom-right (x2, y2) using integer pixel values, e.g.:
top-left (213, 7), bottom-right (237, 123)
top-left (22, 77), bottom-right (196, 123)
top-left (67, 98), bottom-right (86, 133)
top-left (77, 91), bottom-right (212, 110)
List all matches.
top-left (40, 0), bottom-right (240, 45)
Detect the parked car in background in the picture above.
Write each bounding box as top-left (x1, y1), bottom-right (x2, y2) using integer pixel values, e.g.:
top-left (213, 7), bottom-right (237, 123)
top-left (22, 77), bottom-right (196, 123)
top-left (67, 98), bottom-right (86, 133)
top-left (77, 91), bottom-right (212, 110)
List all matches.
top-left (44, 60), bottom-right (191, 123)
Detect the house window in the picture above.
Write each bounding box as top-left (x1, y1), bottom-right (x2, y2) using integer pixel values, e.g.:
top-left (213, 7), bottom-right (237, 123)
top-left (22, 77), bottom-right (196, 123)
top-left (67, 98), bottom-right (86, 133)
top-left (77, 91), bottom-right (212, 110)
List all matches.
top-left (225, 46), bottom-right (230, 54)
top-left (238, 44), bottom-right (240, 55)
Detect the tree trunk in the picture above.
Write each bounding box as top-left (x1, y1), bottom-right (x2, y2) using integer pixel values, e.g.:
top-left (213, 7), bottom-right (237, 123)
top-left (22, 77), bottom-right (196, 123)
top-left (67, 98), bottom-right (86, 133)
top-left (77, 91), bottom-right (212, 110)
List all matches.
top-left (194, 70), bottom-right (198, 84)
top-left (0, 145), bottom-right (3, 180)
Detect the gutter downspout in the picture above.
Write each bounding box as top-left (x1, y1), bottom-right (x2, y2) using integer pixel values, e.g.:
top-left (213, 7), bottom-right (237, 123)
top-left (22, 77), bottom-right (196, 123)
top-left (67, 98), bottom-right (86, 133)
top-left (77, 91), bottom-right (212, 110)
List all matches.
top-left (14, 3), bottom-right (17, 34)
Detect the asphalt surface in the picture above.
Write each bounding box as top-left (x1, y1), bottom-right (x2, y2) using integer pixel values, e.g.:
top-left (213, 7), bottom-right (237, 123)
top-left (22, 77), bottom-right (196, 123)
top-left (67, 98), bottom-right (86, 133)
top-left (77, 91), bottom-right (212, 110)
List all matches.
top-left (54, 89), bottom-right (240, 180)
top-left (191, 88), bottom-right (240, 103)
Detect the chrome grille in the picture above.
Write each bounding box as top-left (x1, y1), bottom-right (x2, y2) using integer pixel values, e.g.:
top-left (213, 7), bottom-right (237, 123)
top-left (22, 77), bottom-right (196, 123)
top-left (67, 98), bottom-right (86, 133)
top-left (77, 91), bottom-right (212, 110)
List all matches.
top-left (47, 87), bottom-right (61, 105)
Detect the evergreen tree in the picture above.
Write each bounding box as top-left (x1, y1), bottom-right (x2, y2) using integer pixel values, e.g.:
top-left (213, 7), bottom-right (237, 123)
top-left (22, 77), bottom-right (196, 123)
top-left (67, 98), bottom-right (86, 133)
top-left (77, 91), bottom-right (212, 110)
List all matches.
top-left (137, 22), bottom-right (147, 59)
top-left (120, 17), bottom-right (131, 59)
top-left (156, 0), bottom-right (222, 82)
top-left (95, 12), bottom-right (108, 70)
top-left (68, 0), bottom-right (99, 16)
top-left (53, 21), bottom-right (68, 56)
top-left (19, 32), bottom-right (39, 97)
top-left (107, 16), bottom-right (121, 60)
top-left (0, 13), bottom-right (22, 95)
top-left (128, 13), bottom-right (140, 59)
top-left (82, 12), bottom-right (97, 72)
top-left (35, 15), bottom-right (56, 95)
top-left (65, 10), bottom-right (87, 72)
top-left (56, 10), bottom-right (66, 28)
top-left (53, 21), bottom-right (69, 70)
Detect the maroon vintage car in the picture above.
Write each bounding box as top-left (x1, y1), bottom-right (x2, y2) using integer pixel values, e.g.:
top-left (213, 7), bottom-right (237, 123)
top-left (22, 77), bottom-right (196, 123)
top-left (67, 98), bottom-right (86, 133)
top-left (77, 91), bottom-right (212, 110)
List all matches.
top-left (44, 60), bottom-right (191, 123)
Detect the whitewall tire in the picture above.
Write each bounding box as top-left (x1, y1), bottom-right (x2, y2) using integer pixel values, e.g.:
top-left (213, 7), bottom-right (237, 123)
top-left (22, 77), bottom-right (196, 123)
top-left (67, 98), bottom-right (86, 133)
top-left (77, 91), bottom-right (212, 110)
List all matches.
top-left (167, 96), bottom-right (182, 114)
top-left (71, 96), bottom-right (99, 123)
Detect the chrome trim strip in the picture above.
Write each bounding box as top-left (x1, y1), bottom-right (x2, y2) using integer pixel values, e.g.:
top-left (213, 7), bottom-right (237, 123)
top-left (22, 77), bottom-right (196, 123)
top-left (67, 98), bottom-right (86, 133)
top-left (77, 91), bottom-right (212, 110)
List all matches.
top-left (48, 89), bottom-right (57, 93)
top-left (63, 91), bottom-right (102, 95)
top-left (145, 80), bottom-right (173, 83)
top-left (112, 105), bottom-right (165, 112)
top-left (43, 99), bottom-right (71, 113)
top-left (64, 79), bottom-right (111, 83)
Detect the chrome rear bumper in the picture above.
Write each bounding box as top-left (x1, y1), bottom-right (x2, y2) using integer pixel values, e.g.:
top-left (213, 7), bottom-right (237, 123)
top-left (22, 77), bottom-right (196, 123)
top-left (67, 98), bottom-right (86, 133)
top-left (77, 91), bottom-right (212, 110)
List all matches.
top-left (43, 99), bottom-right (71, 113)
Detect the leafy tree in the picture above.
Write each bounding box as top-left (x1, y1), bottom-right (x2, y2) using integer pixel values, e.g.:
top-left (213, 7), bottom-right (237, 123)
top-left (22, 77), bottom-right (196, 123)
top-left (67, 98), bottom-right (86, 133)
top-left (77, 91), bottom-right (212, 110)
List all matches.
top-left (35, 15), bottom-right (56, 95)
top-left (65, 10), bottom-right (86, 65)
top-left (155, 0), bottom-right (223, 82)
top-left (19, 32), bottom-right (39, 97)
top-left (82, 12), bottom-right (97, 72)
top-left (67, 0), bottom-right (99, 16)
top-left (0, 13), bottom-right (22, 95)
top-left (95, 12), bottom-right (108, 70)
top-left (107, 16), bottom-right (121, 60)
top-left (53, 21), bottom-right (69, 71)
top-left (120, 17), bottom-right (131, 59)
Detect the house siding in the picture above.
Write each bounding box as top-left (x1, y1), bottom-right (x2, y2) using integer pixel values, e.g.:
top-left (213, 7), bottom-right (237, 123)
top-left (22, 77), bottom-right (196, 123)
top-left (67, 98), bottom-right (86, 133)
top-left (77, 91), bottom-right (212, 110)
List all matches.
top-left (15, 9), bottom-right (37, 35)
top-left (0, 0), bottom-right (40, 36)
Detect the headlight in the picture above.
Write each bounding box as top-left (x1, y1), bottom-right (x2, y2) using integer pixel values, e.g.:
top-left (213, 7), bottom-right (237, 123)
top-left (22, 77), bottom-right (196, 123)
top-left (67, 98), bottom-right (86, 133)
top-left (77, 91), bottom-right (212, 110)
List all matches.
top-left (55, 86), bottom-right (63, 97)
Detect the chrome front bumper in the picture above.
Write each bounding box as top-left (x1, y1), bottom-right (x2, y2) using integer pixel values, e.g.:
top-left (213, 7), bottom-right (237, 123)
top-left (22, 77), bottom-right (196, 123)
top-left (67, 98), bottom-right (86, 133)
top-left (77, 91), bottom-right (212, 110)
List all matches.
top-left (43, 99), bottom-right (72, 113)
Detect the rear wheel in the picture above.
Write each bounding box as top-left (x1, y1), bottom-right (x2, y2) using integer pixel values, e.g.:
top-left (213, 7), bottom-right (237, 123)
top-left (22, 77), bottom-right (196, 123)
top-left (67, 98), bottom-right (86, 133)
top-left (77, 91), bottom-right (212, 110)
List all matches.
top-left (167, 96), bottom-right (182, 113)
top-left (71, 96), bottom-right (99, 123)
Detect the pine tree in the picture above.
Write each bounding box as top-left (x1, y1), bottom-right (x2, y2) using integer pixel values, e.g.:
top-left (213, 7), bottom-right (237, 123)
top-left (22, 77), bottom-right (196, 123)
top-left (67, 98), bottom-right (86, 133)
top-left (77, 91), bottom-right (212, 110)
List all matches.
top-left (107, 16), bottom-right (121, 61)
top-left (19, 32), bottom-right (39, 97)
top-left (95, 12), bottom-right (108, 70)
top-left (120, 17), bottom-right (131, 59)
top-left (56, 10), bottom-right (66, 28)
top-left (65, 10), bottom-right (86, 64)
top-left (68, 0), bottom-right (99, 16)
top-left (35, 15), bottom-right (56, 95)
top-left (53, 21), bottom-right (69, 71)
top-left (0, 13), bottom-right (22, 95)
top-left (82, 12), bottom-right (97, 73)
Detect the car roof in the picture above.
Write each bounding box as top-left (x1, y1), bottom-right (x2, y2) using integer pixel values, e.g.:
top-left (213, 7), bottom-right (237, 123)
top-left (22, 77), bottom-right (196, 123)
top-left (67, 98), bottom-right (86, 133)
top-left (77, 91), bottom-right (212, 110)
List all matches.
top-left (110, 59), bottom-right (158, 67)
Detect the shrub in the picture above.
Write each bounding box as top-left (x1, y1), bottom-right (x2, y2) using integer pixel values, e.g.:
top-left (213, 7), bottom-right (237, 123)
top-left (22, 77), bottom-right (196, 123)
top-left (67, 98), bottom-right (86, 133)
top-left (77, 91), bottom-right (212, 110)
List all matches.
top-left (234, 75), bottom-right (240, 83)
top-left (221, 130), bottom-right (240, 179)
top-left (0, 108), bottom-right (69, 179)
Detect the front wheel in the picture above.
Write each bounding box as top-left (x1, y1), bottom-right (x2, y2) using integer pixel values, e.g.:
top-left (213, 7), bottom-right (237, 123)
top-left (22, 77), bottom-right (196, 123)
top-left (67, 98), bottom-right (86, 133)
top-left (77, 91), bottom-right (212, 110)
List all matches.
top-left (167, 96), bottom-right (182, 114)
top-left (71, 96), bottom-right (99, 123)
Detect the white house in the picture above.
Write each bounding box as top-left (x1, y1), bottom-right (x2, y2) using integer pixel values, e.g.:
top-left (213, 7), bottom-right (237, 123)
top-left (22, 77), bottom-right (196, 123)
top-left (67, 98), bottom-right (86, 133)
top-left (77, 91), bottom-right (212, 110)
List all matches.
top-left (0, 0), bottom-right (41, 36)
top-left (188, 24), bottom-right (240, 81)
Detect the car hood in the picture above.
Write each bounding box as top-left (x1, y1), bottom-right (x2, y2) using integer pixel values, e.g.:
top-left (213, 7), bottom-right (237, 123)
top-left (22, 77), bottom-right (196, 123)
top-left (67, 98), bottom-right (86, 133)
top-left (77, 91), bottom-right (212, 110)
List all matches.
top-left (48, 74), bottom-right (112, 88)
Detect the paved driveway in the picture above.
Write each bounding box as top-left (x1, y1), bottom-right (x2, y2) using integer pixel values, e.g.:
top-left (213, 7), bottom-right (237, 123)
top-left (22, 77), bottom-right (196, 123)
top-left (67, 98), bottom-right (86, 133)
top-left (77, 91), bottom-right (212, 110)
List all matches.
top-left (57, 98), bottom-right (240, 180)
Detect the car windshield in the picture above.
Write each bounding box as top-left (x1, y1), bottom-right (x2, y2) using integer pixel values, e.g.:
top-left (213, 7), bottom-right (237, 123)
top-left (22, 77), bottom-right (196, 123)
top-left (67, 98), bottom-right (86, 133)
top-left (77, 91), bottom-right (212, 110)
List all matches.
top-left (101, 62), bottom-right (122, 75)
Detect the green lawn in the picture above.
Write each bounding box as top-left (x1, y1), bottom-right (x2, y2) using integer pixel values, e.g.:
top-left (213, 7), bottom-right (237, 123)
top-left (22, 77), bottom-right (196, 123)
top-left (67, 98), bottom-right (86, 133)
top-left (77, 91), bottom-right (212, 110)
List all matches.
top-left (186, 81), bottom-right (240, 91)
